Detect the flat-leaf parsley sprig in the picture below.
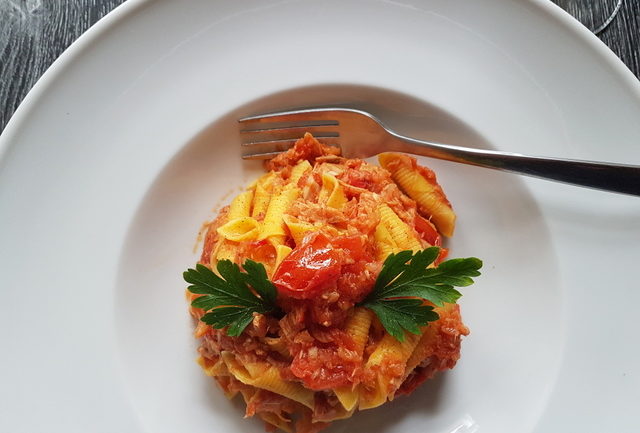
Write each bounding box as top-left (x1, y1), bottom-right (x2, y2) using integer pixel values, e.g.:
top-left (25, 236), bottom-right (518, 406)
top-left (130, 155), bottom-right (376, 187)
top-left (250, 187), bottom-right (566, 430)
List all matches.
top-left (359, 247), bottom-right (482, 341)
top-left (184, 259), bottom-right (278, 337)
top-left (184, 247), bottom-right (482, 340)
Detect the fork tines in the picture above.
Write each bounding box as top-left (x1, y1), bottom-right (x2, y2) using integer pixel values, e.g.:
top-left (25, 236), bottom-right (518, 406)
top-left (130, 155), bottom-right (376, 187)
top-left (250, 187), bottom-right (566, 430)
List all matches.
top-left (239, 109), bottom-right (341, 160)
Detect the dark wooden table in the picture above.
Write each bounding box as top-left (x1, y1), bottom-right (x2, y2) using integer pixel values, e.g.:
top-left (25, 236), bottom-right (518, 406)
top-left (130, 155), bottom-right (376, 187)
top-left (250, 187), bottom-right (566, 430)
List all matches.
top-left (1, 0), bottom-right (638, 134)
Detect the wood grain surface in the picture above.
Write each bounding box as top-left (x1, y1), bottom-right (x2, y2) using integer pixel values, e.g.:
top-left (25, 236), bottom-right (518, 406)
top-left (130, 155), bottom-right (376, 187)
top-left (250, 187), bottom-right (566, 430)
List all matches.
top-left (0, 0), bottom-right (638, 133)
top-left (0, 0), bottom-right (126, 131)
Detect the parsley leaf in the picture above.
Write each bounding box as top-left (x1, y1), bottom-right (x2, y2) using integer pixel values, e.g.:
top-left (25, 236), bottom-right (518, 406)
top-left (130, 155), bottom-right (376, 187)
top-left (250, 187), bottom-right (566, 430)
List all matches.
top-left (361, 247), bottom-right (482, 341)
top-left (184, 260), bottom-right (279, 337)
top-left (366, 299), bottom-right (439, 340)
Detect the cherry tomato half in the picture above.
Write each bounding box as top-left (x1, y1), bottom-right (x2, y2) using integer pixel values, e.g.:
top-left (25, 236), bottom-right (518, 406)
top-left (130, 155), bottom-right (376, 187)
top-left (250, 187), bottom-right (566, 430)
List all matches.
top-left (414, 214), bottom-right (442, 246)
top-left (414, 214), bottom-right (448, 264)
top-left (272, 232), bottom-right (341, 299)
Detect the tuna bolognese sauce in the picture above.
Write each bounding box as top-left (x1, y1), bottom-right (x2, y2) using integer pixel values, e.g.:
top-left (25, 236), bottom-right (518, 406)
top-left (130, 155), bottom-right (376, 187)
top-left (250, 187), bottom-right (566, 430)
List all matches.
top-left (184, 133), bottom-right (482, 433)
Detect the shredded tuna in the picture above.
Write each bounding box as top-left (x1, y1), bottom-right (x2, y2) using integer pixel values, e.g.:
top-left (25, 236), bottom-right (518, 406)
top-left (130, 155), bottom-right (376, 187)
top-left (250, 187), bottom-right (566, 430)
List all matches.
top-left (189, 134), bottom-right (467, 433)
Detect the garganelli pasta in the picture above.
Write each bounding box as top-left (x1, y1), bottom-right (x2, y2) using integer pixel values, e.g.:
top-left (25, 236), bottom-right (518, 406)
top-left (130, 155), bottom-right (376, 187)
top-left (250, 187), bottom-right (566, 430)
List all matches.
top-left (188, 133), bottom-right (470, 433)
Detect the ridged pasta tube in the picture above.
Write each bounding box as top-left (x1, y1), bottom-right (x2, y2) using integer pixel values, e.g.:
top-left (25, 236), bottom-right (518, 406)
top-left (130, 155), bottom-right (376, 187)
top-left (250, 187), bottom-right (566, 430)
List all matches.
top-left (334, 308), bottom-right (374, 410)
top-left (377, 203), bottom-right (422, 252)
top-left (374, 223), bottom-right (399, 261)
top-left (402, 304), bottom-right (457, 382)
top-left (359, 331), bottom-right (422, 410)
top-left (346, 308), bottom-right (374, 356)
top-left (379, 152), bottom-right (456, 237)
top-left (221, 351), bottom-right (315, 409)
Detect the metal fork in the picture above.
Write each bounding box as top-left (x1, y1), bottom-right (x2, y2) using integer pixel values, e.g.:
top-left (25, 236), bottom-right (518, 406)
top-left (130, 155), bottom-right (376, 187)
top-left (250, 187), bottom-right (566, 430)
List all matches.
top-left (239, 107), bottom-right (640, 196)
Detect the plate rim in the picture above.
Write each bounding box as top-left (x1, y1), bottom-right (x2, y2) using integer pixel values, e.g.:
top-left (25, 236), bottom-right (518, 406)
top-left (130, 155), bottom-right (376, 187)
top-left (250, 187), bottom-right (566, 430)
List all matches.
top-left (0, 1), bottom-right (638, 432)
top-left (0, 0), bottom-right (639, 164)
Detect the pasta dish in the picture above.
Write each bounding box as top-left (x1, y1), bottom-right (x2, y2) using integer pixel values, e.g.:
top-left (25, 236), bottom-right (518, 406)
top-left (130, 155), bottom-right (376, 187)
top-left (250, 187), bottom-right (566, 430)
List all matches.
top-left (185, 133), bottom-right (480, 433)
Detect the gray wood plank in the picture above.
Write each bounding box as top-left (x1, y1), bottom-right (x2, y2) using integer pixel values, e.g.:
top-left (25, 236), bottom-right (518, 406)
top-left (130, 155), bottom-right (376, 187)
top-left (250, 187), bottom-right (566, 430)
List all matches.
top-left (556, 0), bottom-right (640, 79)
top-left (0, 0), bottom-right (638, 134)
top-left (0, 0), bottom-right (125, 131)
top-left (597, 0), bottom-right (640, 79)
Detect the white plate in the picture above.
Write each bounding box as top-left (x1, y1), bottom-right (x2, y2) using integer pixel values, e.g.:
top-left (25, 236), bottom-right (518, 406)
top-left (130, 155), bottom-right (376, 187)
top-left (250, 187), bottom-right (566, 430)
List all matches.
top-left (1, 1), bottom-right (639, 432)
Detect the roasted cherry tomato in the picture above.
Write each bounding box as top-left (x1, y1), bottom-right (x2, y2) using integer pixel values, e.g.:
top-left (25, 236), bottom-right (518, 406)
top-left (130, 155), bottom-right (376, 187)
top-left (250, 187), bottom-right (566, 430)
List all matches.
top-left (414, 214), bottom-right (448, 264)
top-left (242, 239), bottom-right (277, 263)
top-left (272, 232), bottom-right (341, 299)
top-left (414, 214), bottom-right (442, 246)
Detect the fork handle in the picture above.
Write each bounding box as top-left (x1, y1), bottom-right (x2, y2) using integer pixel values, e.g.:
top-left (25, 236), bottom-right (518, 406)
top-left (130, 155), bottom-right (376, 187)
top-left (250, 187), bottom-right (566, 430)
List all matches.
top-left (389, 134), bottom-right (640, 196)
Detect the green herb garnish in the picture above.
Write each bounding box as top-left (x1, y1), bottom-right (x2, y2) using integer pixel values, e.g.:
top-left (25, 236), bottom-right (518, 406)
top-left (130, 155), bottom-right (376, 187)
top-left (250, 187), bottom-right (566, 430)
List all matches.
top-left (359, 247), bottom-right (482, 341)
top-left (184, 259), bottom-right (278, 336)
top-left (184, 247), bottom-right (481, 341)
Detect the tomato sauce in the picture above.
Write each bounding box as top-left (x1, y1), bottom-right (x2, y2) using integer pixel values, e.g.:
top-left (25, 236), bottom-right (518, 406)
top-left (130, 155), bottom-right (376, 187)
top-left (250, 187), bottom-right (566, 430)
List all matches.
top-left (192, 133), bottom-right (467, 433)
